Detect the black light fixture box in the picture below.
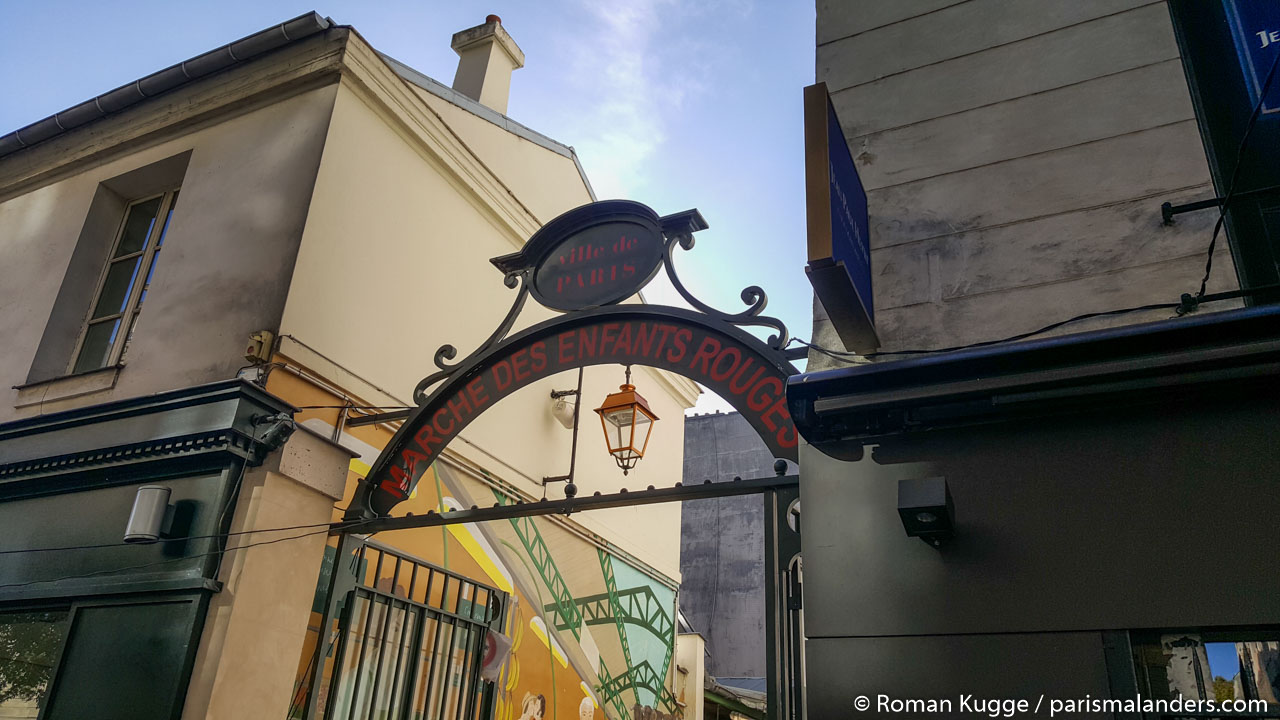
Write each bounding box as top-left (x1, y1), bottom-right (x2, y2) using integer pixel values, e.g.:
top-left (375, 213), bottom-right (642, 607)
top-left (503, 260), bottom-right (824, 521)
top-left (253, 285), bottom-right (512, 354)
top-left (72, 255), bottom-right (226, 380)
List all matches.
top-left (897, 476), bottom-right (954, 547)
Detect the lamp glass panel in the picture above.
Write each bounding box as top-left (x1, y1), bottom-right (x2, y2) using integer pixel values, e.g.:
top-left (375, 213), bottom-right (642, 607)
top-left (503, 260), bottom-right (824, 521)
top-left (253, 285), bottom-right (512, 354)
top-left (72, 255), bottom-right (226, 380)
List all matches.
top-left (602, 407), bottom-right (632, 450)
top-left (632, 412), bottom-right (652, 454)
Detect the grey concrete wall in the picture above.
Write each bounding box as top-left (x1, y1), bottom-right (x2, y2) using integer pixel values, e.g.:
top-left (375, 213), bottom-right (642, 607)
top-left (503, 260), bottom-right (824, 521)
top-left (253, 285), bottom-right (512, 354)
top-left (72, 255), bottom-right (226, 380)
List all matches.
top-left (799, 393), bottom-right (1280, 714)
top-left (0, 80), bottom-right (338, 422)
top-left (680, 412), bottom-right (796, 679)
top-left (812, 0), bottom-right (1239, 360)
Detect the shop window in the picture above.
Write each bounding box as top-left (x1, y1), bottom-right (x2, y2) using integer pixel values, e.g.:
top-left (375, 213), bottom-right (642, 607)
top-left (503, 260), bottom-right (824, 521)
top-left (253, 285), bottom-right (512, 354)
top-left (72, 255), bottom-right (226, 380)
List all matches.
top-left (1132, 630), bottom-right (1280, 706)
top-left (0, 609), bottom-right (70, 718)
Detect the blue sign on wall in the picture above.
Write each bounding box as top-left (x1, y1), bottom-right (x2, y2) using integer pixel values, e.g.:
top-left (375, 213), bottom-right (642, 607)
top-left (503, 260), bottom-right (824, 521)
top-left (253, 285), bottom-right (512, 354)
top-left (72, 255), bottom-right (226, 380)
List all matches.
top-left (804, 82), bottom-right (878, 352)
top-left (824, 100), bottom-right (874, 324)
top-left (1224, 0), bottom-right (1280, 114)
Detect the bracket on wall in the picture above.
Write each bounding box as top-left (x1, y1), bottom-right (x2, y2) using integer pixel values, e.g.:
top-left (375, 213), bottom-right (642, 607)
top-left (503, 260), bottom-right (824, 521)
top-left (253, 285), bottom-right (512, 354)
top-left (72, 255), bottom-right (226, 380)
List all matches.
top-left (543, 368), bottom-right (584, 501)
top-left (1160, 183), bottom-right (1280, 224)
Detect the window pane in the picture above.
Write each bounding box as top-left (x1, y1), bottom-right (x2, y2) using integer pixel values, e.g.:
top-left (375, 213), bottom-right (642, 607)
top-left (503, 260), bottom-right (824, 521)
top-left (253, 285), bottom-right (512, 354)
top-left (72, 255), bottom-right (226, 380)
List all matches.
top-left (113, 197), bottom-right (161, 257)
top-left (0, 609), bottom-right (69, 717)
top-left (73, 319), bottom-right (121, 373)
top-left (138, 249), bottom-right (160, 306)
top-left (120, 312), bottom-right (139, 362)
top-left (155, 191), bottom-right (178, 248)
top-left (90, 257), bottom-right (142, 319)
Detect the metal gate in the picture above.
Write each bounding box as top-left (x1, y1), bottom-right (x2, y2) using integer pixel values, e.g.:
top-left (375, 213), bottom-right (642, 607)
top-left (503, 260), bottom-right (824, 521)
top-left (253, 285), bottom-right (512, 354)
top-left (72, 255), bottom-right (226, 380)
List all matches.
top-left (302, 536), bottom-right (507, 720)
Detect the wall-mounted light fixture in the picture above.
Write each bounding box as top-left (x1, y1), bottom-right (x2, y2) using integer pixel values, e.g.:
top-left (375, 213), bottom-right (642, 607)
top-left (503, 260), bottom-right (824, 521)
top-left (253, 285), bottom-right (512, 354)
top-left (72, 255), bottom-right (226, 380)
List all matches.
top-left (550, 389), bottom-right (577, 430)
top-left (594, 365), bottom-right (659, 475)
top-left (897, 477), bottom-right (953, 548)
top-left (124, 485), bottom-right (175, 544)
top-left (545, 369), bottom-right (585, 499)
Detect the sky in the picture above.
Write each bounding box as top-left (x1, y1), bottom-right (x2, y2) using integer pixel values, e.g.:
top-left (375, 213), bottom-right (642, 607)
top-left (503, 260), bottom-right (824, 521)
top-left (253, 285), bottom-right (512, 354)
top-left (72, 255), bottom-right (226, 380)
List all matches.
top-left (0, 0), bottom-right (816, 413)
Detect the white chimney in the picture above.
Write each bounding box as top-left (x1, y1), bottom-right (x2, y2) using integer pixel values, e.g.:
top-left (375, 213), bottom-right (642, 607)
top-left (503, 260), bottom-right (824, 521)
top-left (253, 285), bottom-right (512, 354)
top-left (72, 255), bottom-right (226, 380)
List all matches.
top-left (451, 14), bottom-right (525, 115)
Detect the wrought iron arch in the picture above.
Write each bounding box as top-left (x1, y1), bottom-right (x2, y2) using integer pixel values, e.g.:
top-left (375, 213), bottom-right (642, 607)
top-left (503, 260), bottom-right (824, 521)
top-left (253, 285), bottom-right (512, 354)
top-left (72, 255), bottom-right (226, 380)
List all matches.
top-left (348, 201), bottom-right (799, 520)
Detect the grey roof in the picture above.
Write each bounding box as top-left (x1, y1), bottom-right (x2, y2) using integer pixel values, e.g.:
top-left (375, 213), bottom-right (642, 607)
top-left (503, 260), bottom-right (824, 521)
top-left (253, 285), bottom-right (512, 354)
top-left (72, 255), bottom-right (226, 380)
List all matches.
top-left (714, 677), bottom-right (767, 694)
top-left (0, 12), bottom-right (332, 159)
top-left (0, 12), bottom-right (597, 205)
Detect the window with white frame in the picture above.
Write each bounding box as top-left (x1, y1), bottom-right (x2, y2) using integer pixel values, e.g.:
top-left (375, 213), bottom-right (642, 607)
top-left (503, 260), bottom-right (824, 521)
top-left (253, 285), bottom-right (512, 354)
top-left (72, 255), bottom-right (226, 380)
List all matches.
top-left (70, 189), bottom-right (179, 373)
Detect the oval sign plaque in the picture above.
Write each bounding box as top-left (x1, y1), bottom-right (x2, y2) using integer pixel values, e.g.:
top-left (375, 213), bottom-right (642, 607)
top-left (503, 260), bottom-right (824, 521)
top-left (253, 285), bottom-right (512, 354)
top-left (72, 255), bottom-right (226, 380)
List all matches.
top-left (496, 200), bottom-right (665, 312)
top-left (532, 219), bottom-right (664, 311)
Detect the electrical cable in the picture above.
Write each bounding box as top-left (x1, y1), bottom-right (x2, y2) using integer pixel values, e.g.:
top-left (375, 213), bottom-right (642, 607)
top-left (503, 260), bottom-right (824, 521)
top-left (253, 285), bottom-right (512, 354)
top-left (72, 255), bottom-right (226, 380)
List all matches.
top-left (1193, 47), bottom-right (1280, 301)
top-left (0, 518), bottom-right (369, 556)
top-left (794, 301), bottom-right (1180, 359)
top-left (794, 280), bottom-right (1280, 361)
top-left (0, 519), bottom-right (373, 591)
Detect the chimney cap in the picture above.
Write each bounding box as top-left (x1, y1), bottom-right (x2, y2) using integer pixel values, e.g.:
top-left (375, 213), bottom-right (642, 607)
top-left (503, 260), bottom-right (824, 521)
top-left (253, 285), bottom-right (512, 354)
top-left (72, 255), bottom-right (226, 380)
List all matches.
top-left (451, 17), bottom-right (525, 68)
top-left (486, 14), bottom-right (501, 24)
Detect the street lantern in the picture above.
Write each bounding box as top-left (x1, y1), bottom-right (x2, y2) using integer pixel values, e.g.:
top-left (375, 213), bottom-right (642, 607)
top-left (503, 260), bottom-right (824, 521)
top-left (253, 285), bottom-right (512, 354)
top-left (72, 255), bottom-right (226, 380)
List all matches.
top-left (594, 366), bottom-right (659, 474)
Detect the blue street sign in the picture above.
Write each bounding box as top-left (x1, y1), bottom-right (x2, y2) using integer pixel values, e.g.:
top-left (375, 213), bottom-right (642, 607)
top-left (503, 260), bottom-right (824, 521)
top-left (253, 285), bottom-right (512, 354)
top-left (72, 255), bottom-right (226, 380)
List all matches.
top-left (824, 99), bottom-right (874, 324)
top-left (1224, 0), bottom-right (1280, 114)
top-left (804, 82), bottom-right (878, 352)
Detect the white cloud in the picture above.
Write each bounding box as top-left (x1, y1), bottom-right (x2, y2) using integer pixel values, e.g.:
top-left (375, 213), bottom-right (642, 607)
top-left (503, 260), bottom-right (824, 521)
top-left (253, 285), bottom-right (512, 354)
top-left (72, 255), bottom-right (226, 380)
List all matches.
top-left (557, 0), bottom-right (706, 199)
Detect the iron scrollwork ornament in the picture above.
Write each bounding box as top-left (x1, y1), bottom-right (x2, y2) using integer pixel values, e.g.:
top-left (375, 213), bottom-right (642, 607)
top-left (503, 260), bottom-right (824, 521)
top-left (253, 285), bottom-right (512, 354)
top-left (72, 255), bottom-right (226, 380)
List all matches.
top-left (409, 200), bottom-right (792, 408)
top-left (660, 230), bottom-right (790, 351)
top-left (413, 269), bottom-right (530, 404)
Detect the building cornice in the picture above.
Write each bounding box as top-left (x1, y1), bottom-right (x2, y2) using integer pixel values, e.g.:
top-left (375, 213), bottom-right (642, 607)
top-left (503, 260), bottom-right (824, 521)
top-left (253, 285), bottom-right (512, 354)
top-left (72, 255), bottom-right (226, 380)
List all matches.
top-left (0, 30), bottom-right (348, 202)
top-left (0, 379), bottom-right (294, 493)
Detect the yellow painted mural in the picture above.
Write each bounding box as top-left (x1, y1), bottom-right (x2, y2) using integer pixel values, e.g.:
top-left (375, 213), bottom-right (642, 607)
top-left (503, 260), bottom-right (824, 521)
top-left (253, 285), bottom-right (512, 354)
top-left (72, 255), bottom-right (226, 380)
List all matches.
top-left (272, 368), bottom-right (679, 720)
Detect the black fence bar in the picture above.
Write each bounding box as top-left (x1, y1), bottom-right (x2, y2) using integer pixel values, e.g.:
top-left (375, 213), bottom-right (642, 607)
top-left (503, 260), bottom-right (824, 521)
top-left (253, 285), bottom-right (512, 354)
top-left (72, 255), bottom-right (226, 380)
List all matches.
top-left (345, 474), bottom-right (799, 535)
top-left (366, 580), bottom-right (399, 720)
top-left (419, 576), bottom-right (449, 717)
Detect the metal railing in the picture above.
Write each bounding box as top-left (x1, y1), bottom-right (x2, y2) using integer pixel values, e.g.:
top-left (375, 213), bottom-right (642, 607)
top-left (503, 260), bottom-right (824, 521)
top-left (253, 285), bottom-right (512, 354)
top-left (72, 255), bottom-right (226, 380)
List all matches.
top-left (301, 537), bottom-right (507, 720)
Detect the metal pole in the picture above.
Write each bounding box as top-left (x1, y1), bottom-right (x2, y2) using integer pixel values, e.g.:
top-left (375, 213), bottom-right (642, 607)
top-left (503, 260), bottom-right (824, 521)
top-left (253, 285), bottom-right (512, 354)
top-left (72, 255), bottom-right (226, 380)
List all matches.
top-left (346, 474), bottom-right (799, 535)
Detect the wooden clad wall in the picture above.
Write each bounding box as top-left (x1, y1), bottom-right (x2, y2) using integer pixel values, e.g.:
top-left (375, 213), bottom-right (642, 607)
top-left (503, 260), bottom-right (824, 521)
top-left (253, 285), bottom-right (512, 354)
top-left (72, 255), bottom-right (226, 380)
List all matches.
top-left (813, 0), bottom-right (1239, 353)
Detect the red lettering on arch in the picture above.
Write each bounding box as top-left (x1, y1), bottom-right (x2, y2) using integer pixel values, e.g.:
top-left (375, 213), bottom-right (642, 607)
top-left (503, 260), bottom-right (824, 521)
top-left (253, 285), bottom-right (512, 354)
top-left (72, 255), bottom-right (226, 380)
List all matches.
top-left (762, 396), bottom-right (789, 433)
top-left (491, 361), bottom-right (513, 391)
top-left (613, 323), bottom-right (633, 356)
top-left (709, 347), bottom-right (742, 382)
top-left (728, 359), bottom-right (764, 396)
top-left (432, 408), bottom-right (454, 437)
top-left (447, 393), bottom-right (473, 425)
top-left (633, 323), bottom-right (656, 358)
top-left (747, 377), bottom-right (783, 413)
top-left (381, 474), bottom-right (408, 498)
top-left (414, 421), bottom-right (441, 449)
top-left (530, 341), bottom-right (548, 373)
top-left (669, 329), bottom-right (692, 363)
top-left (776, 424), bottom-right (798, 449)
top-left (467, 377), bottom-right (490, 409)
top-left (557, 331), bottom-right (576, 365)
top-left (578, 327), bottom-right (598, 358)
top-left (689, 337), bottom-right (722, 376)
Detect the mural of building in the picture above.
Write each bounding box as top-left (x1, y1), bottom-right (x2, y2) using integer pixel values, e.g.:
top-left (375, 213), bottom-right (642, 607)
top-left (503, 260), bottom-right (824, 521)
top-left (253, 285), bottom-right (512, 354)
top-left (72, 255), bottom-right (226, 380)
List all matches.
top-left (0, 12), bottom-right (700, 720)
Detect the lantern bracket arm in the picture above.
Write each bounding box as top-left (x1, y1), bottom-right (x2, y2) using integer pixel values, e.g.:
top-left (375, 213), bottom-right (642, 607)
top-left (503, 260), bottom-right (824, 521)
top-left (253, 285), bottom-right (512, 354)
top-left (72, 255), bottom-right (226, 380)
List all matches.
top-left (661, 232), bottom-right (791, 351)
top-left (413, 269), bottom-right (531, 404)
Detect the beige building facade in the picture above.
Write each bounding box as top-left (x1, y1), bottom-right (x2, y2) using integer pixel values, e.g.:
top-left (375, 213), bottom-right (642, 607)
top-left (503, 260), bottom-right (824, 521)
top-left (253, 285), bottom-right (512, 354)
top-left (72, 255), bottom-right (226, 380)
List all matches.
top-left (0, 13), bottom-right (699, 720)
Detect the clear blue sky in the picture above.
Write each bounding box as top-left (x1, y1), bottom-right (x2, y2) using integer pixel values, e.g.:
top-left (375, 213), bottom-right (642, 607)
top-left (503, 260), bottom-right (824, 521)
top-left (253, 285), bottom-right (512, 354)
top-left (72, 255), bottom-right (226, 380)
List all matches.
top-left (1, 1), bottom-right (815, 411)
